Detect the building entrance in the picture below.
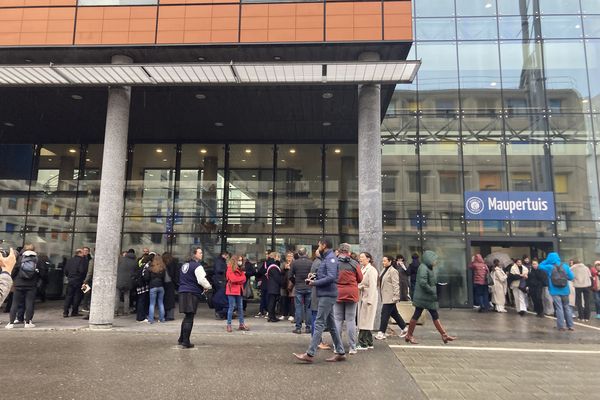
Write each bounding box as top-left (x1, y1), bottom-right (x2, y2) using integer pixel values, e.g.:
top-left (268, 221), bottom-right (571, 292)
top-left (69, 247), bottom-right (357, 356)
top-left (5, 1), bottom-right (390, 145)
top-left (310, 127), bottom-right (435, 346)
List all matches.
top-left (469, 239), bottom-right (556, 262)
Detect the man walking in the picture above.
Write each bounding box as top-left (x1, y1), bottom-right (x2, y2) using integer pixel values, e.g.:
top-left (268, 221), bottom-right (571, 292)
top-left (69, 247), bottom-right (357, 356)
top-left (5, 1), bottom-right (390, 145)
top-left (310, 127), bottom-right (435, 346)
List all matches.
top-left (294, 239), bottom-right (346, 363)
top-left (290, 247), bottom-right (313, 334)
top-left (63, 249), bottom-right (86, 318)
top-left (178, 248), bottom-right (212, 348)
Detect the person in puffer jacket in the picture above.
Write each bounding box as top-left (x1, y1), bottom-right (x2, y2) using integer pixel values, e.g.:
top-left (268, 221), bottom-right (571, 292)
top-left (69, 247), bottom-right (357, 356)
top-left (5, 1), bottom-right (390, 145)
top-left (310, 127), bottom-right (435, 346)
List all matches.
top-left (539, 252), bottom-right (574, 331)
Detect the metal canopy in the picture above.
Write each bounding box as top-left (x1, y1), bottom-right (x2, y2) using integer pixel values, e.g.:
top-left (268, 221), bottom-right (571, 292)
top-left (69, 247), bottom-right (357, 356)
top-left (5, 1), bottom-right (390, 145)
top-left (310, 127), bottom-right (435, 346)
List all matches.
top-left (0, 61), bottom-right (420, 87)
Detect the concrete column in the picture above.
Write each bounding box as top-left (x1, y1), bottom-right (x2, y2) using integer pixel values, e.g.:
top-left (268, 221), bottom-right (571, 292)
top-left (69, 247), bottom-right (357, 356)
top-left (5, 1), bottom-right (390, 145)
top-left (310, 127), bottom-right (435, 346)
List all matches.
top-left (358, 52), bottom-right (383, 272)
top-left (89, 55), bottom-right (132, 328)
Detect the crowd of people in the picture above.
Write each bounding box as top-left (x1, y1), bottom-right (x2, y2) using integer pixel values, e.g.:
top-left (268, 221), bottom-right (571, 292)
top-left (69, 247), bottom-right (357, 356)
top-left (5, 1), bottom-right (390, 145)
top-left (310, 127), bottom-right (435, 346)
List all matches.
top-left (469, 252), bottom-right (600, 330)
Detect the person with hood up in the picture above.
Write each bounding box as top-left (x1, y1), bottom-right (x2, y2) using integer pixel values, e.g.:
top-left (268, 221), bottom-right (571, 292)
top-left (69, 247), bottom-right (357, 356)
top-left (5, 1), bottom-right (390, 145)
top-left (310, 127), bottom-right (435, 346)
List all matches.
top-left (405, 250), bottom-right (457, 345)
top-left (407, 253), bottom-right (420, 299)
top-left (538, 252), bottom-right (575, 331)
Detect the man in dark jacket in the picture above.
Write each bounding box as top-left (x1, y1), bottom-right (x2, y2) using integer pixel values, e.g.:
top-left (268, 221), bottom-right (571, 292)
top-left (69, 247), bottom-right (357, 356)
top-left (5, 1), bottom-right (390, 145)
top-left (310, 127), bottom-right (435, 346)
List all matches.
top-left (255, 257), bottom-right (269, 317)
top-left (526, 259), bottom-right (547, 317)
top-left (213, 251), bottom-right (229, 319)
top-left (266, 253), bottom-right (282, 322)
top-left (115, 249), bottom-right (137, 315)
top-left (291, 247), bottom-right (313, 333)
top-left (7, 244), bottom-right (39, 328)
top-left (294, 239), bottom-right (346, 363)
top-left (63, 249), bottom-right (86, 317)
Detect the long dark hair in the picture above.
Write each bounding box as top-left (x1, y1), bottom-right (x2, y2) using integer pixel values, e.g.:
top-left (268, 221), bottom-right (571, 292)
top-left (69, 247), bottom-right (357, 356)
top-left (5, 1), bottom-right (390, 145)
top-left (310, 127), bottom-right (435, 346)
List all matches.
top-left (162, 252), bottom-right (174, 266)
top-left (360, 252), bottom-right (373, 265)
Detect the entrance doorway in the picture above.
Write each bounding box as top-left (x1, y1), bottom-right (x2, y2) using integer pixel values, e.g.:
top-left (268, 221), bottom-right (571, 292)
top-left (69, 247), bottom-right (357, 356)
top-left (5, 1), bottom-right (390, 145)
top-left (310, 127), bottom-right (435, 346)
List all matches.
top-left (469, 239), bottom-right (556, 262)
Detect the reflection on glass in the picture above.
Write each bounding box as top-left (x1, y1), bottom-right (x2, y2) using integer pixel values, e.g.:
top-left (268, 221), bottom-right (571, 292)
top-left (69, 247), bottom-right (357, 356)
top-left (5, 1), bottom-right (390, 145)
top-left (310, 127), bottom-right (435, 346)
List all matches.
top-left (226, 235), bottom-right (272, 265)
top-left (539, 0), bottom-right (580, 15)
top-left (551, 143), bottom-right (600, 222)
top-left (458, 42), bottom-right (501, 111)
top-left (382, 144), bottom-right (419, 219)
top-left (385, 46), bottom-right (417, 114)
top-left (456, 0), bottom-right (496, 16)
top-left (325, 145), bottom-right (357, 242)
top-left (0, 144), bottom-right (33, 216)
top-left (543, 40), bottom-right (590, 112)
top-left (582, 0), bottom-right (600, 14)
top-left (462, 142), bottom-right (506, 191)
top-left (457, 17), bottom-right (498, 40)
top-left (584, 16), bottom-right (600, 37)
top-left (548, 114), bottom-right (594, 142)
top-left (500, 41), bottom-right (545, 112)
top-left (540, 16), bottom-right (583, 39)
top-left (383, 235), bottom-right (421, 261)
top-left (416, 42), bottom-right (459, 112)
top-left (77, 144), bottom-right (103, 220)
top-left (498, 0), bottom-right (534, 16)
top-left (415, 18), bottom-right (456, 40)
top-left (506, 143), bottom-right (552, 191)
top-left (415, 0), bottom-right (454, 17)
top-left (498, 16), bottom-right (538, 40)
top-left (585, 39), bottom-right (600, 113)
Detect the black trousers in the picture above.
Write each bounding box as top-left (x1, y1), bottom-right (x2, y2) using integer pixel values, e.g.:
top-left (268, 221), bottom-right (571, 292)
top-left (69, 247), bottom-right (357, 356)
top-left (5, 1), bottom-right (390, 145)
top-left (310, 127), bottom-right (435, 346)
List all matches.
top-left (10, 287), bottom-right (36, 323)
top-left (412, 307), bottom-right (439, 321)
top-left (575, 287), bottom-right (592, 320)
top-left (267, 293), bottom-right (280, 321)
top-left (136, 292), bottom-right (149, 321)
top-left (379, 303), bottom-right (406, 332)
top-left (179, 312), bottom-right (195, 345)
top-left (63, 283), bottom-right (83, 315)
top-left (529, 286), bottom-right (544, 316)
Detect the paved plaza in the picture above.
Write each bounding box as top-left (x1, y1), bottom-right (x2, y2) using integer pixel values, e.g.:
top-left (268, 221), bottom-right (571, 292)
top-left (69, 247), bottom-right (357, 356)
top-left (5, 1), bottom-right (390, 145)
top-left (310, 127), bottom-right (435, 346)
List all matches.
top-left (2, 303), bottom-right (599, 400)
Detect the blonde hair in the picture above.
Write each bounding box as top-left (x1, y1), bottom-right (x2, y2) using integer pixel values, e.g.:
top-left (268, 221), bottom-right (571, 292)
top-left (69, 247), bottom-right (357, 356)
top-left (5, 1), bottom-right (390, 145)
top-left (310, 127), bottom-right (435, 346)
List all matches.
top-left (150, 255), bottom-right (166, 274)
top-left (268, 251), bottom-right (280, 260)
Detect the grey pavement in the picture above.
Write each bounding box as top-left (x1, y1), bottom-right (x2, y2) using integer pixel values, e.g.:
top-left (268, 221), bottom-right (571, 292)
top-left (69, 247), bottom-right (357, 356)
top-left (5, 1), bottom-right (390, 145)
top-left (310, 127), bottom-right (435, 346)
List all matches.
top-left (2, 301), bottom-right (600, 400)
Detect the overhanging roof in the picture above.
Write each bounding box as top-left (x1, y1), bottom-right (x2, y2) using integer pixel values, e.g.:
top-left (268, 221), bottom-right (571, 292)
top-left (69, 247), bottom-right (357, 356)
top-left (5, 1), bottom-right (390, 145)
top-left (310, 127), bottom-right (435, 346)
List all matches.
top-left (0, 61), bottom-right (420, 87)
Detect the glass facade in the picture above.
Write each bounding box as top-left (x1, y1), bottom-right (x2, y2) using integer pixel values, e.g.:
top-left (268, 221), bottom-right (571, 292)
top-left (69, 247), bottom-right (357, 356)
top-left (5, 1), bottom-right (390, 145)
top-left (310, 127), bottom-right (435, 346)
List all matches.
top-left (382, 0), bottom-right (600, 306)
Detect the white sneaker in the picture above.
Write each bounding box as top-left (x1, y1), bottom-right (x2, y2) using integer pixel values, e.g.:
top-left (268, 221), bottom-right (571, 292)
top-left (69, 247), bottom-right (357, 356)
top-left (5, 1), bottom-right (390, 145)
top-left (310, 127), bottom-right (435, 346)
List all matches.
top-left (277, 316), bottom-right (284, 321)
top-left (368, 345), bottom-right (374, 349)
top-left (13, 319), bottom-right (19, 324)
top-left (374, 331), bottom-right (386, 340)
top-left (400, 327), bottom-right (408, 338)
top-left (349, 348), bottom-right (357, 355)
top-left (288, 316), bottom-right (294, 322)
top-left (5, 323), bottom-right (14, 329)
top-left (24, 322), bottom-right (35, 328)
top-left (356, 345), bottom-right (368, 351)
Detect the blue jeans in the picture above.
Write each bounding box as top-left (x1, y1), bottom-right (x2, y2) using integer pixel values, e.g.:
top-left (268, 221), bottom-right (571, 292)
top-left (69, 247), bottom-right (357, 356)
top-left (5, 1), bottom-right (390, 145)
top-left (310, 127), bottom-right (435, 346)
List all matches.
top-left (227, 295), bottom-right (244, 325)
top-left (307, 296), bottom-right (345, 356)
top-left (311, 310), bottom-right (317, 335)
top-left (474, 284), bottom-right (489, 310)
top-left (295, 289), bottom-right (312, 330)
top-left (553, 295), bottom-right (574, 329)
top-left (594, 291), bottom-right (600, 315)
top-left (148, 287), bottom-right (165, 323)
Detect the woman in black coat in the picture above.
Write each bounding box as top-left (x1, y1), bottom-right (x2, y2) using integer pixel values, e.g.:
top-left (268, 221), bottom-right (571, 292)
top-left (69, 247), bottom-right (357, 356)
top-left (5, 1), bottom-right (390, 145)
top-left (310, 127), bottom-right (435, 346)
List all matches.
top-left (162, 252), bottom-right (178, 321)
top-left (266, 253), bottom-right (282, 322)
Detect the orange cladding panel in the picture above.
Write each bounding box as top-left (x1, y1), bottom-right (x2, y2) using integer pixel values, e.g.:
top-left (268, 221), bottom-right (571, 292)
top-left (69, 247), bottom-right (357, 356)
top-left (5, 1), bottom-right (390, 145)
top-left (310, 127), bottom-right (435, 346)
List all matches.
top-left (384, 1), bottom-right (412, 40)
top-left (157, 4), bottom-right (239, 44)
top-left (326, 1), bottom-right (382, 41)
top-left (0, 6), bottom-right (75, 46)
top-left (241, 3), bottom-right (323, 43)
top-left (75, 6), bottom-right (157, 45)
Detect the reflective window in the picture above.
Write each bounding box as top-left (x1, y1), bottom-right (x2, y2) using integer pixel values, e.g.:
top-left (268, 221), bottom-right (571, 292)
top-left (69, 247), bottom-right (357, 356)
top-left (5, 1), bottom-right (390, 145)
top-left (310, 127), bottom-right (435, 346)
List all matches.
top-left (457, 17), bottom-right (498, 40)
top-left (506, 143), bottom-right (552, 191)
top-left (415, 0), bottom-right (454, 17)
top-left (325, 144), bottom-right (357, 222)
top-left (458, 41), bottom-right (501, 112)
top-left (0, 145), bottom-right (33, 216)
top-left (498, 16), bottom-right (539, 40)
top-left (455, 0), bottom-right (496, 16)
top-left (462, 142), bottom-right (506, 191)
top-left (382, 144), bottom-right (420, 219)
top-left (583, 16), bottom-right (600, 37)
top-left (540, 16), bottom-right (583, 39)
top-left (500, 41), bottom-right (544, 112)
top-left (539, 0), bottom-right (581, 15)
top-left (416, 42), bottom-right (459, 112)
top-left (582, 0), bottom-right (600, 14)
top-left (585, 39), bottom-right (600, 113)
top-left (415, 18), bottom-right (456, 41)
top-left (497, 0), bottom-right (535, 16)
top-left (543, 40), bottom-right (590, 113)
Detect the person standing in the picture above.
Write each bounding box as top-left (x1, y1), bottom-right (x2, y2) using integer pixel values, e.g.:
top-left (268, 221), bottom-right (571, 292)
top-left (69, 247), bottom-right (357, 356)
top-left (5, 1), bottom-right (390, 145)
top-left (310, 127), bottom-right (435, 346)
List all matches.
top-left (280, 251), bottom-right (294, 321)
top-left (293, 238), bottom-right (346, 363)
top-left (490, 259), bottom-right (508, 312)
top-left (407, 254), bottom-right (420, 299)
top-left (527, 260), bottom-right (547, 317)
top-left (266, 252), bottom-right (282, 322)
top-left (62, 248), bottom-right (86, 319)
top-left (591, 261), bottom-right (600, 319)
top-left (213, 251), bottom-right (229, 320)
top-left (115, 249), bottom-right (137, 316)
top-left (375, 255), bottom-right (407, 341)
top-left (509, 259), bottom-right (528, 316)
top-left (333, 243), bottom-right (363, 354)
top-left (255, 255), bottom-right (269, 318)
top-left (162, 252), bottom-right (178, 321)
top-left (395, 255), bottom-right (410, 301)
top-left (135, 253), bottom-right (152, 322)
top-left (357, 252), bottom-right (378, 350)
top-left (571, 260), bottom-right (592, 321)
top-left (538, 252), bottom-right (575, 331)
top-left (178, 248), bottom-right (212, 348)
top-left (146, 254), bottom-right (166, 324)
top-left (469, 254), bottom-right (490, 312)
top-left (6, 245), bottom-right (39, 328)
top-left (0, 249), bottom-right (17, 304)
top-left (291, 247), bottom-right (313, 334)
top-left (225, 254), bottom-right (248, 332)
top-left (404, 250), bottom-right (456, 345)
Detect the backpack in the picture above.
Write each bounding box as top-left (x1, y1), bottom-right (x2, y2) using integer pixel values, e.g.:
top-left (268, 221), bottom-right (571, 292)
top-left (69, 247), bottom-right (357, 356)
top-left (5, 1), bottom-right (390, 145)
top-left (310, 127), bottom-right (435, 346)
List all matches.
top-left (18, 253), bottom-right (38, 279)
top-left (551, 265), bottom-right (568, 288)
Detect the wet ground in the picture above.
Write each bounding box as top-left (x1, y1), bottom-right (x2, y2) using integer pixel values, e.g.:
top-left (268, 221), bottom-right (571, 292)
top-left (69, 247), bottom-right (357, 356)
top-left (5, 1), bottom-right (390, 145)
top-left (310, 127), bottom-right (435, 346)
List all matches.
top-left (2, 301), bottom-right (599, 399)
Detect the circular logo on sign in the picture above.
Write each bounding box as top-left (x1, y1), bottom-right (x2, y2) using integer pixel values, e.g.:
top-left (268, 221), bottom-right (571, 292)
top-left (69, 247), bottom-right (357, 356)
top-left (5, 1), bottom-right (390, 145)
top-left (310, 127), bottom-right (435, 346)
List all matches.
top-left (466, 196), bottom-right (484, 215)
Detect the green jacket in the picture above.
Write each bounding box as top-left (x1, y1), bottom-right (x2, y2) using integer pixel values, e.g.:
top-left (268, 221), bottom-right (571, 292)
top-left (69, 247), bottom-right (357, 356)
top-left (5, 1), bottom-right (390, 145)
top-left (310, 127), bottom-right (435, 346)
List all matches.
top-left (412, 250), bottom-right (438, 310)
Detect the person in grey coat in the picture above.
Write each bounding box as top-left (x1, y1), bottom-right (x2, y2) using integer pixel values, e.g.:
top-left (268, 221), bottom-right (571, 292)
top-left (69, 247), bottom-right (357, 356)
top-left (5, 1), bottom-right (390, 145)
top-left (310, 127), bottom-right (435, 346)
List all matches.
top-left (115, 249), bottom-right (137, 315)
top-left (0, 249), bottom-right (16, 304)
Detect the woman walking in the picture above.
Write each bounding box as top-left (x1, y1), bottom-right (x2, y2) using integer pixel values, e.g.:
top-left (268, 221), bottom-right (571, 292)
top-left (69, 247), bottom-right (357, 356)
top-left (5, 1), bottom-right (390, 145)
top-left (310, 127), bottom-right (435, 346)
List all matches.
top-left (405, 250), bottom-right (456, 345)
top-left (469, 254), bottom-right (490, 312)
top-left (375, 255), bottom-right (407, 340)
top-left (357, 252), bottom-right (378, 350)
top-left (490, 259), bottom-right (508, 312)
top-left (146, 254), bottom-right (166, 323)
top-left (225, 254), bottom-right (249, 332)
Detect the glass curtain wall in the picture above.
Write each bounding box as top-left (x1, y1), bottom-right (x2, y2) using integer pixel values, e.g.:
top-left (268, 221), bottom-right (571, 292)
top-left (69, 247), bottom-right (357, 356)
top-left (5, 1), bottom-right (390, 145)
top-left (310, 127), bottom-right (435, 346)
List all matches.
top-left (382, 0), bottom-right (600, 306)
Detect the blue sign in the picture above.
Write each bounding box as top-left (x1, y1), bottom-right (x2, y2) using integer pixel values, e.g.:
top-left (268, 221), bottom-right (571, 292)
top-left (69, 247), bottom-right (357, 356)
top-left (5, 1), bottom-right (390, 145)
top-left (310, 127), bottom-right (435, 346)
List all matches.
top-left (464, 191), bottom-right (555, 221)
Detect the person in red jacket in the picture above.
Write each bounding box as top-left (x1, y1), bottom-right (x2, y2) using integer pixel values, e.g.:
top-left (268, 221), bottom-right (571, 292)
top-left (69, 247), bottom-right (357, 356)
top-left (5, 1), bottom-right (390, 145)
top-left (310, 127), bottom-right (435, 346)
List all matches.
top-left (226, 255), bottom-right (249, 332)
top-left (333, 243), bottom-right (363, 354)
